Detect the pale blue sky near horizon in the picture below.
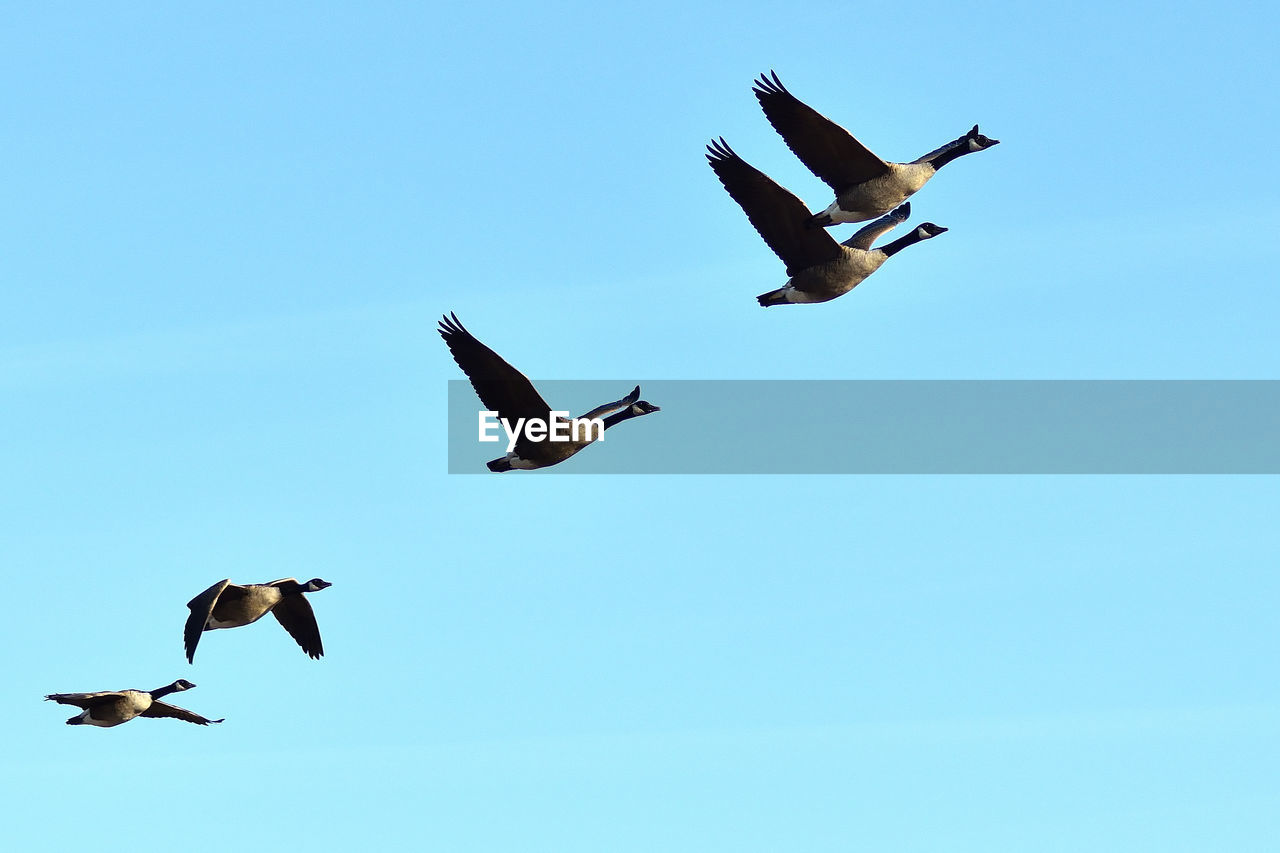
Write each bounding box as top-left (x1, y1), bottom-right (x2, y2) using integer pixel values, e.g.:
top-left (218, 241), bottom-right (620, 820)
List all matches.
top-left (3, 2), bottom-right (1278, 851)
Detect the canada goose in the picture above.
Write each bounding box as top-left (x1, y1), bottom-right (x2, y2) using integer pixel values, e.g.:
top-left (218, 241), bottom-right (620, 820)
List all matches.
top-left (706, 138), bottom-right (947, 306)
top-left (45, 679), bottom-right (223, 727)
top-left (184, 577), bottom-right (332, 663)
top-left (439, 313), bottom-right (660, 471)
top-left (753, 71), bottom-right (999, 227)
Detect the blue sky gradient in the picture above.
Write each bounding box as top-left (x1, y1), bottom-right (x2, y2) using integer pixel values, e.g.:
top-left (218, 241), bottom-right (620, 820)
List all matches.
top-left (4, 2), bottom-right (1278, 850)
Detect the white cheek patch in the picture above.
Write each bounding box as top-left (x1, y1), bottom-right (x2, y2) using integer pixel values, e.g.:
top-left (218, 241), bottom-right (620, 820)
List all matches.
top-left (968, 138), bottom-right (983, 151)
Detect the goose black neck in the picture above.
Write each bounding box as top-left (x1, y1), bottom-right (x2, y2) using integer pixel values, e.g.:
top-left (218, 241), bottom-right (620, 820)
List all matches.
top-left (878, 230), bottom-right (927, 258)
top-left (152, 682), bottom-right (182, 699)
top-left (927, 138), bottom-right (974, 171)
top-left (602, 407), bottom-right (640, 429)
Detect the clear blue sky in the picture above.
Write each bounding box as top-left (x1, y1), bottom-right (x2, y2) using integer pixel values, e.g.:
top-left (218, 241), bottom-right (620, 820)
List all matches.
top-left (4, 2), bottom-right (1278, 851)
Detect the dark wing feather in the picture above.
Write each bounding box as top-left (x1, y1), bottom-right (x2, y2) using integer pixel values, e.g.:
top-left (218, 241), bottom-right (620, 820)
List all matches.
top-left (438, 314), bottom-right (553, 424)
top-left (184, 579), bottom-right (231, 664)
top-left (141, 700), bottom-right (224, 725)
top-left (44, 691), bottom-right (122, 709)
top-left (271, 593), bottom-right (325, 659)
top-left (706, 138), bottom-right (842, 277)
top-left (753, 71), bottom-right (890, 190)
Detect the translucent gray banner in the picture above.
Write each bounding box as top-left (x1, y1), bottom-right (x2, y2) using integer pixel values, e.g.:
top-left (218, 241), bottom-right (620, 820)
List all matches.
top-left (446, 380), bottom-right (1280, 474)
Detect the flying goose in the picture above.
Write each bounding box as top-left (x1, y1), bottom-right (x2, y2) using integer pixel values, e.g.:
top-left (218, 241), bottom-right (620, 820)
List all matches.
top-left (45, 679), bottom-right (223, 727)
top-left (753, 71), bottom-right (999, 227)
top-left (706, 138), bottom-right (947, 306)
top-left (184, 577), bottom-right (332, 663)
top-left (439, 313), bottom-right (660, 471)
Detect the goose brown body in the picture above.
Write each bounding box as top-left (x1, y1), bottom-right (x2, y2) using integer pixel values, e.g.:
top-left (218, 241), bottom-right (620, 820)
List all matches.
top-left (706, 139), bottom-right (947, 306)
top-left (438, 314), bottom-right (660, 471)
top-left (184, 578), bottom-right (332, 663)
top-left (45, 679), bottom-right (222, 727)
top-left (752, 71), bottom-right (999, 227)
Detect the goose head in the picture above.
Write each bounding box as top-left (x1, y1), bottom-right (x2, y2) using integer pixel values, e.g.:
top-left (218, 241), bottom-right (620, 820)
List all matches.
top-left (966, 125), bottom-right (1000, 151)
top-left (303, 578), bottom-right (333, 593)
top-left (878, 222), bottom-right (948, 258)
top-left (152, 679), bottom-right (196, 698)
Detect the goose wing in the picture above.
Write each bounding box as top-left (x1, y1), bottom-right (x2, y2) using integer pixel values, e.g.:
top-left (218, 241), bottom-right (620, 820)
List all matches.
top-left (707, 138), bottom-right (842, 276)
top-left (184, 578), bottom-right (232, 664)
top-left (438, 314), bottom-right (553, 424)
top-left (271, 592), bottom-right (325, 659)
top-left (753, 71), bottom-right (890, 190)
top-left (841, 203), bottom-right (911, 251)
top-left (44, 690), bottom-right (124, 709)
top-left (141, 700), bottom-right (224, 725)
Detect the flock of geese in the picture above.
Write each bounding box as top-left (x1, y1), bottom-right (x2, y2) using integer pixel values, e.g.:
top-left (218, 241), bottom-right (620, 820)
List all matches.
top-left (441, 71), bottom-right (998, 472)
top-left (47, 71), bottom-right (997, 727)
top-left (45, 578), bottom-right (331, 727)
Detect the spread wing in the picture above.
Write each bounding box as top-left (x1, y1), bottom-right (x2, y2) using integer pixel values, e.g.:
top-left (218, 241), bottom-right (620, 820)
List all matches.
top-left (271, 593), bottom-right (325, 659)
top-left (753, 71), bottom-right (891, 190)
top-left (438, 313), bottom-right (553, 425)
top-left (141, 701), bottom-right (224, 725)
top-left (184, 579), bottom-right (231, 664)
top-left (707, 138), bottom-right (842, 277)
top-left (44, 691), bottom-right (123, 709)
top-left (841, 203), bottom-right (910, 251)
